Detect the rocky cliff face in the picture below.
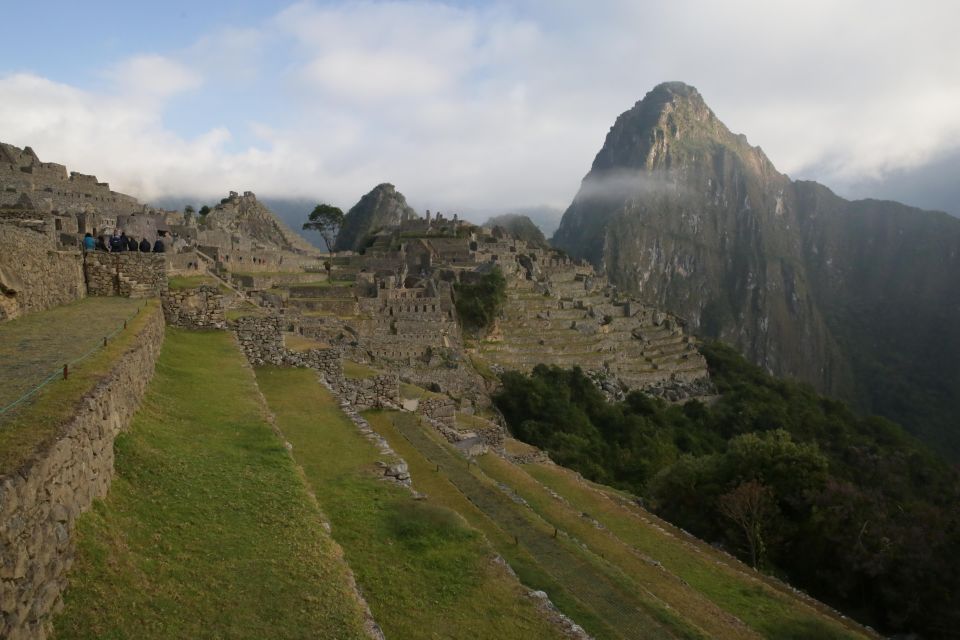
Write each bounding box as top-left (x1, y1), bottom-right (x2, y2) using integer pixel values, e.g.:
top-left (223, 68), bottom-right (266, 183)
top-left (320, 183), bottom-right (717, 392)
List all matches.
top-left (205, 191), bottom-right (317, 254)
top-left (335, 183), bottom-right (416, 252)
top-left (483, 214), bottom-right (549, 248)
top-left (553, 82), bottom-right (960, 456)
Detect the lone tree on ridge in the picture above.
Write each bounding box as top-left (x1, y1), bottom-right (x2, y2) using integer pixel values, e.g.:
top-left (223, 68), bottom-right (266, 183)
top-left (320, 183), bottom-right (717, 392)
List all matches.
top-left (303, 203), bottom-right (344, 254)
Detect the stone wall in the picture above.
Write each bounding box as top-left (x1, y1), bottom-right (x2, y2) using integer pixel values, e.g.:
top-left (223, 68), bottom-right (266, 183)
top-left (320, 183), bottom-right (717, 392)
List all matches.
top-left (162, 285), bottom-right (226, 329)
top-left (340, 375), bottom-right (401, 411)
top-left (84, 252), bottom-right (168, 299)
top-left (0, 144), bottom-right (139, 220)
top-left (416, 396), bottom-right (456, 427)
top-left (0, 304), bottom-right (165, 640)
top-left (234, 316), bottom-right (285, 365)
top-left (234, 315), bottom-right (344, 386)
top-left (0, 221), bottom-right (85, 321)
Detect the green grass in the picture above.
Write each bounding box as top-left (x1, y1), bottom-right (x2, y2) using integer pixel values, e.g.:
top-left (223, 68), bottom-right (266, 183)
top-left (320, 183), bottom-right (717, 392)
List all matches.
top-left (167, 275), bottom-right (217, 290)
top-left (523, 463), bottom-right (871, 640)
top-left (54, 330), bottom-right (370, 640)
top-left (366, 410), bottom-right (618, 639)
top-left (224, 304), bottom-right (267, 321)
top-left (373, 410), bottom-right (704, 640)
top-left (477, 454), bottom-right (760, 640)
top-left (283, 333), bottom-right (328, 352)
top-left (399, 382), bottom-right (445, 400)
top-left (342, 360), bottom-right (379, 380)
top-left (255, 367), bottom-right (563, 640)
top-left (455, 412), bottom-right (496, 432)
top-left (0, 299), bottom-right (154, 475)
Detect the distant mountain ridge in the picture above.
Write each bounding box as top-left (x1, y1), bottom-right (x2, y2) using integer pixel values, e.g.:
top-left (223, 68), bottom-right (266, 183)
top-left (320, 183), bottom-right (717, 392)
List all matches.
top-left (553, 82), bottom-right (960, 457)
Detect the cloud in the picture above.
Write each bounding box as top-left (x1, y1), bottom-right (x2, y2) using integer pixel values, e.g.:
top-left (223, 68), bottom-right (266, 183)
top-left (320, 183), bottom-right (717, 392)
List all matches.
top-left (105, 54), bottom-right (203, 99)
top-left (1, 0), bottom-right (959, 217)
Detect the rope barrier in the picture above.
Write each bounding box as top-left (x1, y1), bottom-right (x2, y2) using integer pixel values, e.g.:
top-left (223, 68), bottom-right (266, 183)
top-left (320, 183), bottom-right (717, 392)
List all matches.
top-left (0, 304), bottom-right (144, 418)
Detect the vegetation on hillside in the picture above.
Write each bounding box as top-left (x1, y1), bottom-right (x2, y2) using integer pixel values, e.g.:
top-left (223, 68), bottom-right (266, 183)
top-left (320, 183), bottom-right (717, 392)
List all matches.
top-left (493, 343), bottom-right (960, 637)
top-left (453, 267), bottom-right (506, 332)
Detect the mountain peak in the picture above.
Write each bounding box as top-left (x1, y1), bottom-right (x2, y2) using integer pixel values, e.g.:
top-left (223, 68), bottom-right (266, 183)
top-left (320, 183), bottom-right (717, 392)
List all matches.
top-left (589, 81), bottom-right (721, 173)
top-left (334, 183), bottom-right (417, 252)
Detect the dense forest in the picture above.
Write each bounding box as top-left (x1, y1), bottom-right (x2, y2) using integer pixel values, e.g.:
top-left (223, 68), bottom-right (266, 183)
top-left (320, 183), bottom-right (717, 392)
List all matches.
top-left (494, 343), bottom-right (960, 638)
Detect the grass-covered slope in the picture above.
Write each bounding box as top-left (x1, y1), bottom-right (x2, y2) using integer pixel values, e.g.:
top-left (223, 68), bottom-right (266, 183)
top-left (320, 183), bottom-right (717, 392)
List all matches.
top-left (54, 330), bottom-right (371, 639)
top-left (493, 343), bottom-right (959, 638)
top-left (254, 367), bottom-right (564, 640)
top-left (366, 409), bottom-right (870, 640)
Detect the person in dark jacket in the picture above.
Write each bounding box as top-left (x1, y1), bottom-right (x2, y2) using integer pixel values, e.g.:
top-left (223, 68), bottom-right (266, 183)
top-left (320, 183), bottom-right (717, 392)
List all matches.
top-left (152, 237), bottom-right (166, 253)
top-left (109, 231), bottom-right (124, 252)
top-left (126, 235), bottom-right (138, 252)
top-left (139, 237), bottom-right (151, 252)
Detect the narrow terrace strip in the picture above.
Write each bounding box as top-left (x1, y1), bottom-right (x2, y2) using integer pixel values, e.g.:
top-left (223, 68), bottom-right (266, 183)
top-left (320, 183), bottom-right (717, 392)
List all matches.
top-left (387, 410), bottom-right (704, 640)
top-left (255, 366), bottom-right (565, 640)
top-left (54, 329), bottom-right (371, 639)
top-left (523, 462), bottom-right (872, 640)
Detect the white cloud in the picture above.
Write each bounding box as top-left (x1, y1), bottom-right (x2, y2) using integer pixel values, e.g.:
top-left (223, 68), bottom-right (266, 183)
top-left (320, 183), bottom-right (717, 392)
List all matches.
top-left (105, 54), bottom-right (202, 99)
top-left (2, 0), bottom-right (959, 216)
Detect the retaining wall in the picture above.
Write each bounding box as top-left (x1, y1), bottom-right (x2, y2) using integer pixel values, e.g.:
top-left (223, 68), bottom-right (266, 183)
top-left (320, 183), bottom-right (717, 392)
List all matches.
top-left (84, 252), bottom-right (167, 298)
top-left (0, 222), bottom-right (85, 322)
top-left (0, 303), bottom-right (165, 640)
top-left (162, 285), bottom-right (226, 329)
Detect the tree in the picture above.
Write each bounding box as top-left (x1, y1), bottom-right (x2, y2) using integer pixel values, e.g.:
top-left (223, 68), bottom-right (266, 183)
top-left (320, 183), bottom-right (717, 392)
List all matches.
top-left (718, 479), bottom-right (778, 569)
top-left (303, 203), bottom-right (345, 254)
top-left (199, 205), bottom-right (211, 216)
top-left (183, 205), bottom-right (195, 224)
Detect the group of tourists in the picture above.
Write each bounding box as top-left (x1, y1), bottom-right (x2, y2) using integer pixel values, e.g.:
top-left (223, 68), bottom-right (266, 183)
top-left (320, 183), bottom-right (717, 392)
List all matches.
top-left (82, 229), bottom-right (166, 254)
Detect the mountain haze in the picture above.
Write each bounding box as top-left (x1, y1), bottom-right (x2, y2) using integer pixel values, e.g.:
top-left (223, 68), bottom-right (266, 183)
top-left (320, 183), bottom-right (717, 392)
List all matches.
top-left (553, 82), bottom-right (960, 457)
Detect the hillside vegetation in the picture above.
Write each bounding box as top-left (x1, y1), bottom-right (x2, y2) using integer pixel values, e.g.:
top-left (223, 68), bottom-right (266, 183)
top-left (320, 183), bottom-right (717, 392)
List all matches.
top-left (494, 343), bottom-right (960, 637)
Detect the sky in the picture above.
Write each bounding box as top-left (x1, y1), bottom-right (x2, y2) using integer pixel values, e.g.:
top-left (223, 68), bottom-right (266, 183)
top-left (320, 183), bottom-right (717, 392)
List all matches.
top-left (2, 0), bottom-right (959, 224)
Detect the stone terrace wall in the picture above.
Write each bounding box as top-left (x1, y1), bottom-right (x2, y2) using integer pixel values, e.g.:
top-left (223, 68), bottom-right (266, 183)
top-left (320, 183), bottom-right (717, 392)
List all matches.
top-left (416, 396), bottom-right (456, 427)
top-left (162, 285), bottom-right (226, 329)
top-left (340, 375), bottom-right (401, 411)
top-left (234, 315), bottom-right (343, 386)
top-left (84, 252), bottom-right (167, 298)
top-left (0, 221), bottom-right (85, 321)
top-left (0, 304), bottom-right (165, 640)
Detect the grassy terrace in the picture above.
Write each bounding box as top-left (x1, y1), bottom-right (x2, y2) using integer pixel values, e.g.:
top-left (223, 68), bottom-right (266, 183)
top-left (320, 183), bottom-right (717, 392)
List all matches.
top-left (0, 298), bottom-right (150, 473)
top-left (166, 275), bottom-right (218, 290)
top-left (522, 463), bottom-right (871, 640)
top-left (343, 359), bottom-right (380, 379)
top-left (54, 330), bottom-right (370, 639)
top-left (255, 368), bottom-right (563, 639)
top-left (371, 411), bottom-right (706, 640)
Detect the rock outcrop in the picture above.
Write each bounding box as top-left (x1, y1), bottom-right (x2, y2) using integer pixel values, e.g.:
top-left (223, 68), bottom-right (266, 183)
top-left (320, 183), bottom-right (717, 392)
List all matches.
top-left (553, 81), bottom-right (960, 456)
top-left (483, 214), bottom-right (549, 248)
top-left (204, 191), bottom-right (317, 254)
top-left (335, 184), bottom-right (416, 252)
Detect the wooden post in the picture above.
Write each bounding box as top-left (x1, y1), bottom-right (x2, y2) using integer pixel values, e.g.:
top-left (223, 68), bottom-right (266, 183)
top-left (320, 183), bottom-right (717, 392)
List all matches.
top-left (103, 337), bottom-right (107, 347)
top-left (63, 364), bottom-right (68, 380)
top-left (123, 319), bottom-right (127, 329)
top-left (514, 535), bottom-right (519, 546)
top-left (553, 527), bottom-right (558, 538)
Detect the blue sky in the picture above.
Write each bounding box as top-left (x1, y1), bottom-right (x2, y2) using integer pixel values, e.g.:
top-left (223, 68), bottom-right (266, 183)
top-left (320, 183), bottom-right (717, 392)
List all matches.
top-left (2, 1), bottom-right (959, 220)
